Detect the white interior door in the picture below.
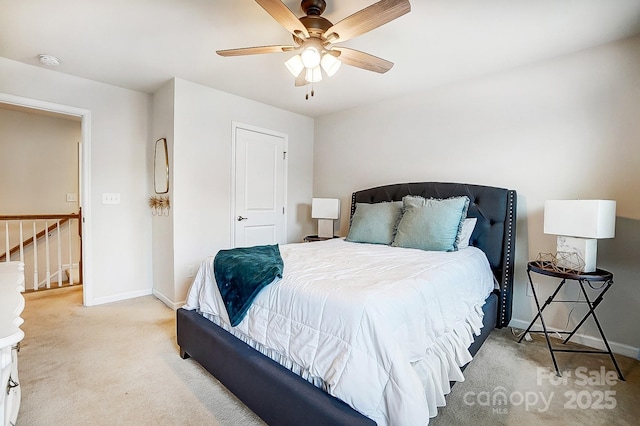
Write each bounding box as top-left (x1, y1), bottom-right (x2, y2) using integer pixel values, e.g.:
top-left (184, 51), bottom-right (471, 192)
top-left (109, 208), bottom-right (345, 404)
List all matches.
top-left (233, 124), bottom-right (287, 247)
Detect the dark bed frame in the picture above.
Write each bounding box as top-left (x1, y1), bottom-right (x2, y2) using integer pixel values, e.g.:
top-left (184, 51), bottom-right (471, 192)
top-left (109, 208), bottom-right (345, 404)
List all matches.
top-left (177, 182), bottom-right (517, 426)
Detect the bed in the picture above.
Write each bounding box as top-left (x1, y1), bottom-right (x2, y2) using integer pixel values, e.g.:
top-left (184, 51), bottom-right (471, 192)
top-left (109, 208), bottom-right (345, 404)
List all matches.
top-left (177, 181), bottom-right (516, 425)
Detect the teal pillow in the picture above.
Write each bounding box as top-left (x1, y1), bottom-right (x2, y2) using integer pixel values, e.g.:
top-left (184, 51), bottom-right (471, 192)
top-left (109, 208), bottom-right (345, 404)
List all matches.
top-left (346, 201), bottom-right (403, 245)
top-left (392, 196), bottom-right (470, 251)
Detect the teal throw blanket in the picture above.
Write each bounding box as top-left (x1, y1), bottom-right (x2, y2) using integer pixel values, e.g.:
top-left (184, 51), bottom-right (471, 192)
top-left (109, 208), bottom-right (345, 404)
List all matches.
top-left (214, 244), bottom-right (284, 327)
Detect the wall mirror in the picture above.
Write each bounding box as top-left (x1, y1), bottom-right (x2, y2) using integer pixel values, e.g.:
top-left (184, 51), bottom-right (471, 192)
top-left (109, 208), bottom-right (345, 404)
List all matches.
top-left (154, 138), bottom-right (169, 194)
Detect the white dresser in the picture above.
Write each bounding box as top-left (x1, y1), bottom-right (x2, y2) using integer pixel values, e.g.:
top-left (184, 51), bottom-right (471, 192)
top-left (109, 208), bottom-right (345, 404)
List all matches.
top-left (0, 262), bottom-right (25, 426)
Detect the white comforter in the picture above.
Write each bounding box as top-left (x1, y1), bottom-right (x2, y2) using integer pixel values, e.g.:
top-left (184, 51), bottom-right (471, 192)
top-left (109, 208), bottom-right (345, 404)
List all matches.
top-left (184, 238), bottom-right (495, 426)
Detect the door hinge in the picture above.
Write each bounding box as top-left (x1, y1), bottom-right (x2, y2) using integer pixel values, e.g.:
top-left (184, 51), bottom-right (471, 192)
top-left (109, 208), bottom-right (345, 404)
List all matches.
top-left (282, 207), bottom-right (285, 214)
top-left (283, 151), bottom-right (287, 160)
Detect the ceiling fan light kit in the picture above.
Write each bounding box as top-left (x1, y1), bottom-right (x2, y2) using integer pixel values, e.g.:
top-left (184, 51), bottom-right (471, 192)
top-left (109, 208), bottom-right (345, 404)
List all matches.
top-left (305, 66), bottom-right (322, 83)
top-left (300, 45), bottom-right (321, 68)
top-left (320, 53), bottom-right (340, 76)
top-left (285, 54), bottom-right (305, 77)
top-left (217, 0), bottom-right (411, 97)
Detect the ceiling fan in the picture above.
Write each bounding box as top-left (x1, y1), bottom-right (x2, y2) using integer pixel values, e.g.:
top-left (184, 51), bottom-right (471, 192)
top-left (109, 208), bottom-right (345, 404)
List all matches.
top-left (217, 0), bottom-right (411, 91)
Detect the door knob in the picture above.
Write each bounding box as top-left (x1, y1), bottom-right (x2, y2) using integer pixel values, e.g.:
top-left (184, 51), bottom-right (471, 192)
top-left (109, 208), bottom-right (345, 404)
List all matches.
top-left (237, 216), bottom-right (248, 221)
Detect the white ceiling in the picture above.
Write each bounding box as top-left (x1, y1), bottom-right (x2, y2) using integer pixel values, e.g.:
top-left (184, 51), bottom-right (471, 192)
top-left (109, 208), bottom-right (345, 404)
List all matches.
top-left (2, 0), bottom-right (640, 118)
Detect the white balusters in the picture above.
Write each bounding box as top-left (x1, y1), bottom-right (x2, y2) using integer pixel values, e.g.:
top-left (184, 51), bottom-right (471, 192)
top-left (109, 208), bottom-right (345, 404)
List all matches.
top-left (19, 221), bottom-right (24, 266)
top-left (67, 222), bottom-right (73, 285)
top-left (56, 220), bottom-right (62, 288)
top-left (32, 221), bottom-right (38, 291)
top-left (1, 216), bottom-right (80, 291)
top-left (44, 220), bottom-right (50, 289)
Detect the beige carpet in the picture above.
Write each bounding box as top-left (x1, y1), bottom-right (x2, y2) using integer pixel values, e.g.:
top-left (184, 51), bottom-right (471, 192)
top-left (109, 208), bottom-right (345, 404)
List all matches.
top-left (18, 286), bottom-right (264, 426)
top-left (431, 328), bottom-right (640, 426)
top-left (17, 286), bottom-right (640, 425)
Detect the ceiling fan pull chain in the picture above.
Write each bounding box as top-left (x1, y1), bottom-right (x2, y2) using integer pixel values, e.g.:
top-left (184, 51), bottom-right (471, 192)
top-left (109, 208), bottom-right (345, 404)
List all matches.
top-left (305, 83), bottom-right (315, 100)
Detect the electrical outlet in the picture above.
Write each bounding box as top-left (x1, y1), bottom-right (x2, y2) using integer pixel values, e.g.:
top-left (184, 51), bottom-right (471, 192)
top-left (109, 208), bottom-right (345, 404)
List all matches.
top-left (66, 193), bottom-right (77, 202)
top-left (186, 265), bottom-right (195, 278)
top-left (526, 281), bottom-right (540, 297)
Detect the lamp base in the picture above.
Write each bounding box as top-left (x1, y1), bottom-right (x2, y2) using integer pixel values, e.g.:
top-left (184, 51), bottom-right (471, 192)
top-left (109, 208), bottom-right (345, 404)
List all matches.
top-left (317, 219), bottom-right (334, 239)
top-left (557, 236), bottom-right (597, 273)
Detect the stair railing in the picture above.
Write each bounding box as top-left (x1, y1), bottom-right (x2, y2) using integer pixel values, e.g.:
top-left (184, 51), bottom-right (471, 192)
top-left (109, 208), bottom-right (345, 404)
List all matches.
top-left (0, 211), bottom-right (82, 291)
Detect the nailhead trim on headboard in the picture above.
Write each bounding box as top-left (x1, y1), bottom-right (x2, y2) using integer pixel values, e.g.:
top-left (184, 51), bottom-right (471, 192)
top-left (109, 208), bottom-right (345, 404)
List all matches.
top-left (498, 190), bottom-right (517, 328)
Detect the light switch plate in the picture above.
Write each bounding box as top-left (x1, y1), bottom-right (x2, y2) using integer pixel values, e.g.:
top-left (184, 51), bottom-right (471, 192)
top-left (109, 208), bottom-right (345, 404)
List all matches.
top-left (102, 193), bottom-right (121, 204)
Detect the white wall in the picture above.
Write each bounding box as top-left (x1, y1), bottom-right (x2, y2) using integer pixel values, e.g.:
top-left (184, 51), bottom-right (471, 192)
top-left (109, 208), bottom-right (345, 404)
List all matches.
top-left (150, 80), bottom-right (176, 305)
top-left (0, 108), bottom-right (80, 213)
top-left (0, 57), bottom-right (153, 305)
top-left (314, 36), bottom-right (640, 357)
top-left (151, 78), bottom-right (315, 307)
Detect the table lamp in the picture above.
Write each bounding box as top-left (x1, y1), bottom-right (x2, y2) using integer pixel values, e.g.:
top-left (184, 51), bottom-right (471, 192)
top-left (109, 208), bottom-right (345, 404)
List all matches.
top-left (311, 198), bottom-right (340, 239)
top-left (544, 200), bottom-right (616, 272)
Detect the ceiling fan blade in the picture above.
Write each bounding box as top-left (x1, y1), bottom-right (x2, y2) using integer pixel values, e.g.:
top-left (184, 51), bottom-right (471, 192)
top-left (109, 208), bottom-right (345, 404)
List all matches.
top-left (217, 45), bottom-right (296, 56)
top-left (324, 0), bottom-right (411, 43)
top-left (332, 47), bottom-right (393, 73)
top-left (255, 0), bottom-right (309, 39)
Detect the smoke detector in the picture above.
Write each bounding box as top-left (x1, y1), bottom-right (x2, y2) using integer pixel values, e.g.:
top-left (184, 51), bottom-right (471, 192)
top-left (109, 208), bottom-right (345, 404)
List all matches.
top-left (38, 54), bottom-right (61, 66)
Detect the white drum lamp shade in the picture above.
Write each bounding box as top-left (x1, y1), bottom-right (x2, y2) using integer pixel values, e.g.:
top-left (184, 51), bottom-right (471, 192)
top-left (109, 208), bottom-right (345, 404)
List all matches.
top-left (544, 200), bottom-right (616, 272)
top-left (311, 198), bottom-right (340, 239)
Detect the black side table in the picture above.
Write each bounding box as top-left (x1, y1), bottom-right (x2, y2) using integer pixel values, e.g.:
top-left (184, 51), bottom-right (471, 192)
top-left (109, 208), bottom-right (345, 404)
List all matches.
top-left (518, 261), bottom-right (624, 380)
top-left (303, 235), bottom-right (339, 242)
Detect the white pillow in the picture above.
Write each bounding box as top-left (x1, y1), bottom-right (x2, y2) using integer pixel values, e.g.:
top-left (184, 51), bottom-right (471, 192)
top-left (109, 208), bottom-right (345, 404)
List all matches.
top-left (457, 218), bottom-right (477, 249)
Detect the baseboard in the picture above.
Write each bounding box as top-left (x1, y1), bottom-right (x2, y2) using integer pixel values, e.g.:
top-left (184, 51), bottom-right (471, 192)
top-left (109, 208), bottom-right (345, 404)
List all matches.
top-left (509, 318), bottom-right (639, 360)
top-left (152, 288), bottom-right (185, 310)
top-left (90, 288), bottom-right (153, 306)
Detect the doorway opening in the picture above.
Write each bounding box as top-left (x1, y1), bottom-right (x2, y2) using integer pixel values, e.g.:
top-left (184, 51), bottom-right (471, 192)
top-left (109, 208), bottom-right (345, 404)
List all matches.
top-left (0, 93), bottom-right (93, 306)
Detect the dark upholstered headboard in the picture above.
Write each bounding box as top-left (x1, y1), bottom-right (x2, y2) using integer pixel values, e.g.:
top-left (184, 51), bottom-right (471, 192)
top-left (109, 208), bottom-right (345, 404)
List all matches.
top-left (351, 182), bottom-right (516, 328)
